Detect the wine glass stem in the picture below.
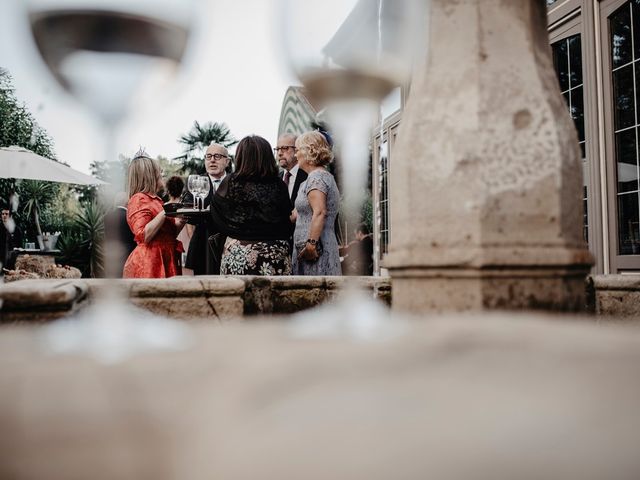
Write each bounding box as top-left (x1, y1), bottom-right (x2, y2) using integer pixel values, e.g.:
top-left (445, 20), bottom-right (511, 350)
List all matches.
top-left (102, 123), bottom-right (126, 280)
top-left (327, 99), bottom-right (378, 289)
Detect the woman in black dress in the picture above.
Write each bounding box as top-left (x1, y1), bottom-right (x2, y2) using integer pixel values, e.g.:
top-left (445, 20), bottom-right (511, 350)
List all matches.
top-left (211, 135), bottom-right (294, 275)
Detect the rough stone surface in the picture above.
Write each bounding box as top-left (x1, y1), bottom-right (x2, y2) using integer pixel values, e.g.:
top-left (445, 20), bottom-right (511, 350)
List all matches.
top-left (1, 314), bottom-right (640, 479)
top-left (385, 0), bottom-right (592, 313)
top-left (0, 276), bottom-right (392, 322)
top-left (6, 255), bottom-right (81, 282)
top-left (238, 275), bottom-right (391, 315)
top-left (588, 274), bottom-right (640, 321)
top-left (89, 277), bottom-right (246, 322)
top-left (0, 279), bottom-right (88, 323)
top-left (15, 254), bottom-right (55, 276)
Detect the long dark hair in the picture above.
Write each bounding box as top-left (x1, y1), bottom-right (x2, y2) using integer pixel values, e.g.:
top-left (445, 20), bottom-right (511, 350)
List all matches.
top-left (234, 135), bottom-right (278, 178)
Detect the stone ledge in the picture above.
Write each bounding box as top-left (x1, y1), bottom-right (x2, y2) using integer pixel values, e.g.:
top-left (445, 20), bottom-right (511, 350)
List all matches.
top-left (0, 276), bottom-right (392, 323)
top-left (0, 279), bottom-right (89, 323)
top-left (588, 274), bottom-right (640, 320)
top-left (591, 274), bottom-right (640, 291)
top-left (237, 275), bottom-right (391, 315)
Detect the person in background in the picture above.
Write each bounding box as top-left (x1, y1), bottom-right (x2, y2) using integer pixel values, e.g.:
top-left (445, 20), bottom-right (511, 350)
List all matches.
top-left (165, 175), bottom-right (188, 272)
top-left (104, 192), bottom-right (136, 278)
top-left (291, 131), bottom-right (341, 276)
top-left (276, 133), bottom-right (307, 205)
top-left (123, 153), bottom-right (185, 278)
top-left (184, 143), bottom-right (230, 275)
top-left (1, 205), bottom-right (22, 269)
top-left (339, 223), bottom-right (374, 276)
top-left (165, 175), bottom-right (184, 204)
top-left (211, 135), bottom-right (293, 275)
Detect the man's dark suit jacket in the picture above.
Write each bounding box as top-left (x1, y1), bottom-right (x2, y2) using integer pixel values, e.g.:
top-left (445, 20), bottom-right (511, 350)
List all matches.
top-left (282, 167), bottom-right (308, 206)
top-left (1, 221), bottom-right (23, 269)
top-left (184, 176), bottom-right (225, 275)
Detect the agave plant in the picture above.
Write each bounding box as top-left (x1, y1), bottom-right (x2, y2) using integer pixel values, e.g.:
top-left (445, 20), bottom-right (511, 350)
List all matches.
top-left (57, 201), bottom-right (105, 278)
top-left (75, 201), bottom-right (105, 278)
top-left (56, 228), bottom-right (89, 276)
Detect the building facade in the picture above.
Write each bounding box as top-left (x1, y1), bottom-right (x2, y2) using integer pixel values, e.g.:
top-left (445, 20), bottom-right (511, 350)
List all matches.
top-left (372, 0), bottom-right (640, 275)
top-left (278, 0), bottom-right (640, 275)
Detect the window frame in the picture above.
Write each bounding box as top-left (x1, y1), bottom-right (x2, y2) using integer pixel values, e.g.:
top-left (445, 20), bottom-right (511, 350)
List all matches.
top-left (372, 110), bottom-right (401, 276)
top-left (601, 0), bottom-right (640, 271)
top-left (549, 1), bottom-right (606, 273)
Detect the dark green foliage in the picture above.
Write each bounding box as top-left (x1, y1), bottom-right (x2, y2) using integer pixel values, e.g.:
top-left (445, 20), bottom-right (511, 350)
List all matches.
top-left (0, 68), bottom-right (56, 159)
top-left (176, 121), bottom-right (237, 175)
top-left (56, 202), bottom-right (105, 277)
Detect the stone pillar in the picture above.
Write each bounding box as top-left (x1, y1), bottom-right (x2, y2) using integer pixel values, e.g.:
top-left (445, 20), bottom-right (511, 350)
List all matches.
top-left (385, 0), bottom-right (592, 313)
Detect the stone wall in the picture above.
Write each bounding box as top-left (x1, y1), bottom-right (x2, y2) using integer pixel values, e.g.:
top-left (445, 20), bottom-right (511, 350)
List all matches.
top-left (586, 275), bottom-right (640, 320)
top-left (4, 274), bottom-right (640, 324)
top-left (0, 276), bottom-right (392, 324)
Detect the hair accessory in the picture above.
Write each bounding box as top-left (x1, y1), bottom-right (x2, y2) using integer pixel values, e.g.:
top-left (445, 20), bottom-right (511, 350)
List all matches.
top-left (133, 146), bottom-right (150, 159)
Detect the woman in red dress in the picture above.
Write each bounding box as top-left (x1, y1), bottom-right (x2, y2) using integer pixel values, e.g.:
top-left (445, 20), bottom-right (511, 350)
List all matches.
top-left (123, 154), bottom-right (185, 278)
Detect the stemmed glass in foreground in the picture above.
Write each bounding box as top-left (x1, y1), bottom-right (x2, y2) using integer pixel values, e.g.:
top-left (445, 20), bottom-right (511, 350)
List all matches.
top-left (24, 0), bottom-right (199, 361)
top-left (279, 0), bottom-right (426, 339)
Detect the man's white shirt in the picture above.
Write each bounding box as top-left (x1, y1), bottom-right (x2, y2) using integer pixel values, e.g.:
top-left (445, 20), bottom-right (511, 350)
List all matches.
top-left (209, 173), bottom-right (227, 193)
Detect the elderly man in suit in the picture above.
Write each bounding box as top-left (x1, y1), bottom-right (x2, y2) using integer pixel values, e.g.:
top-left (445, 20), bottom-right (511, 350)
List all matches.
top-left (276, 133), bottom-right (307, 205)
top-left (184, 143), bottom-right (230, 275)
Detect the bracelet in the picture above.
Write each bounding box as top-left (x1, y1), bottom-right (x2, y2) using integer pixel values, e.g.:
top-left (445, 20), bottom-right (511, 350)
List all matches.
top-left (306, 238), bottom-right (318, 246)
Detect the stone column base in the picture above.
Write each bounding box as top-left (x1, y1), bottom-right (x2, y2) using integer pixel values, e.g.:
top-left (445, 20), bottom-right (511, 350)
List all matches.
top-left (390, 267), bottom-right (591, 314)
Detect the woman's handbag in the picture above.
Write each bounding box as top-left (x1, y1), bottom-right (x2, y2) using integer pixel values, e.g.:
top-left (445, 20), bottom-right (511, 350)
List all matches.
top-left (296, 239), bottom-right (323, 261)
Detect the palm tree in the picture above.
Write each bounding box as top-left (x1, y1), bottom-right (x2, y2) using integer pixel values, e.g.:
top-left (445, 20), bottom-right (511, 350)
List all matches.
top-left (175, 121), bottom-right (237, 174)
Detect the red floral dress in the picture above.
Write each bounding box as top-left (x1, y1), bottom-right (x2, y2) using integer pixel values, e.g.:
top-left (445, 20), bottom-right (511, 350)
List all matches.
top-left (123, 192), bottom-right (182, 278)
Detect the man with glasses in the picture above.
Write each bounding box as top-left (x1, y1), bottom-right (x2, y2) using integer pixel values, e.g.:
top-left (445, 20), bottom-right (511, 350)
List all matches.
top-left (275, 133), bottom-right (307, 205)
top-left (184, 143), bottom-right (230, 275)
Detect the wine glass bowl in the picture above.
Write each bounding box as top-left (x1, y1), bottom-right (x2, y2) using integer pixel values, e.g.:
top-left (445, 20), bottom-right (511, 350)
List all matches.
top-left (278, 0), bottom-right (427, 339)
top-left (26, 0), bottom-right (194, 127)
top-left (23, 0), bottom-right (200, 362)
top-left (279, 0), bottom-right (425, 105)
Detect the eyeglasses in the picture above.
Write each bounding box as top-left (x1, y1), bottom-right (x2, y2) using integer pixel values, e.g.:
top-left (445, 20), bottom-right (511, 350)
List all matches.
top-left (274, 146), bottom-right (296, 153)
top-left (205, 153), bottom-right (229, 161)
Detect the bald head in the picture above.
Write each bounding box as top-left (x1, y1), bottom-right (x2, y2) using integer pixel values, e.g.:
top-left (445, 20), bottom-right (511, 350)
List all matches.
top-left (205, 143), bottom-right (230, 178)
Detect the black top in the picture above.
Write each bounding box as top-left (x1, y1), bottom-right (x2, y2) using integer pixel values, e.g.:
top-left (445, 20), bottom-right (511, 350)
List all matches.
top-left (211, 174), bottom-right (294, 241)
top-left (1, 222), bottom-right (23, 267)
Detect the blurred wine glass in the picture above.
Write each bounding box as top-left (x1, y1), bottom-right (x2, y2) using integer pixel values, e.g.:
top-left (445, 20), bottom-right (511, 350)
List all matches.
top-left (23, 0), bottom-right (199, 361)
top-left (278, 0), bottom-right (426, 339)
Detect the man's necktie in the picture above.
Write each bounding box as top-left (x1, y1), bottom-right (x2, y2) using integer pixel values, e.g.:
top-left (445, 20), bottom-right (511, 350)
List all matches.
top-left (284, 171), bottom-right (291, 186)
top-left (212, 179), bottom-right (221, 192)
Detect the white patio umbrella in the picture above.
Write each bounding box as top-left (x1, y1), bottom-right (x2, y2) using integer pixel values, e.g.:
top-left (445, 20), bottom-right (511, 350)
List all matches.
top-left (0, 146), bottom-right (107, 185)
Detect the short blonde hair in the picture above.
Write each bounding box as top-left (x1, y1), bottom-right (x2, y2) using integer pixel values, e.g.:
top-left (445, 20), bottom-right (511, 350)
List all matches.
top-left (127, 156), bottom-right (162, 198)
top-left (296, 131), bottom-right (333, 167)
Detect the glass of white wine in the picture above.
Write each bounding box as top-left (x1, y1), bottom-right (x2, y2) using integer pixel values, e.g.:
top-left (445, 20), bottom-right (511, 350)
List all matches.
top-left (278, 0), bottom-right (427, 340)
top-left (23, 0), bottom-right (200, 362)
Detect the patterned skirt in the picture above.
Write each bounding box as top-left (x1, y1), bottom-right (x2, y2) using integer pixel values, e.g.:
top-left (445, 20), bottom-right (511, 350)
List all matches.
top-left (220, 238), bottom-right (292, 275)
